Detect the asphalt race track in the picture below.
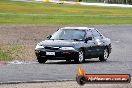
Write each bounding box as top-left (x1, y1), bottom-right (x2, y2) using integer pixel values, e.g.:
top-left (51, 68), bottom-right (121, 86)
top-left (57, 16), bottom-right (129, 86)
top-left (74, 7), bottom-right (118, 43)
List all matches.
top-left (0, 25), bottom-right (132, 83)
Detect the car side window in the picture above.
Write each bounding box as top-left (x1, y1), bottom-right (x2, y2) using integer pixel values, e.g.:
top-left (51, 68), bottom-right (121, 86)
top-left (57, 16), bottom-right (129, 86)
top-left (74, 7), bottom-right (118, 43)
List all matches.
top-left (91, 29), bottom-right (102, 39)
top-left (72, 30), bottom-right (86, 40)
top-left (86, 30), bottom-right (93, 40)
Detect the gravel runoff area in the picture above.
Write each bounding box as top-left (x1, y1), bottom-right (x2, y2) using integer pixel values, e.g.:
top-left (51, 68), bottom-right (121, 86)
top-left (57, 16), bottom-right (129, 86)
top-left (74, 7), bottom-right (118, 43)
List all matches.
top-left (0, 25), bottom-right (59, 61)
top-left (0, 81), bottom-right (132, 88)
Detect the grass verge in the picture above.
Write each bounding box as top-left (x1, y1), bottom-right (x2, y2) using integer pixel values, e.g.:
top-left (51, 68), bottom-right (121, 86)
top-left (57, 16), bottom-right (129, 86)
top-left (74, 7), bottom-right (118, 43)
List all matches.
top-left (0, 50), bottom-right (12, 61)
top-left (0, 0), bottom-right (132, 24)
top-left (0, 13), bottom-right (132, 24)
top-left (0, 44), bottom-right (24, 61)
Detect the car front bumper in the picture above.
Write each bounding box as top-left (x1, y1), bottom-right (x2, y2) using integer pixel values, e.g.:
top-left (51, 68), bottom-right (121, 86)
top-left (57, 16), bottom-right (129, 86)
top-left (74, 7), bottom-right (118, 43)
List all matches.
top-left (35, 49), bottom-right (79, 60)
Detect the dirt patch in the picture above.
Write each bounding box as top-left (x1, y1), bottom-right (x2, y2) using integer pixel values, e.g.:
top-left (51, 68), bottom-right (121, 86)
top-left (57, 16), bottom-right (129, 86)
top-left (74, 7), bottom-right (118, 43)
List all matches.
top-left (0, 25), bottom-right (60, 60)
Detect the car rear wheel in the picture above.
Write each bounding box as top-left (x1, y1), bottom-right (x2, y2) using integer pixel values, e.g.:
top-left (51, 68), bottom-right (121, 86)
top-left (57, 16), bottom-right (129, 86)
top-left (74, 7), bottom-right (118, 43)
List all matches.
top-left (37, 57), bottom-right (47, 64)
top-left (74, 50), bottom-right (84, 63)
top-left (99, 49), bottom-right (109, 61)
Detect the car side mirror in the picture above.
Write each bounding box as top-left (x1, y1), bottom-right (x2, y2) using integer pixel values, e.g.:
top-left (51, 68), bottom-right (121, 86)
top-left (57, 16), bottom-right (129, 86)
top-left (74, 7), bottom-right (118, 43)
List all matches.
top-left (47, 35), bottom-right (52, 39)
top-left (85, 37), bottom-right (92, 43)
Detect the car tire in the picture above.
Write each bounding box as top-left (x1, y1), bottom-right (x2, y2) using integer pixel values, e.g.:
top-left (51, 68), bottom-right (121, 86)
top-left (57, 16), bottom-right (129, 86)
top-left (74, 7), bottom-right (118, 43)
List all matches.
top-left (99, 48), bottom-right (109, 61)
top-left (37, 57), bottom-right (47, 64)
top-left (74, 49), bottom-right (85, 64)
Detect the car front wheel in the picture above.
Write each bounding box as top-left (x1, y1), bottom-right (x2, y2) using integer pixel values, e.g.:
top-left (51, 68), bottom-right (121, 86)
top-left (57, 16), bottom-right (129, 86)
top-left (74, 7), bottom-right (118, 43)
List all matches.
top-left (99, 49), bottom-right (109, 61)
top-left (74, 50), bottom-right (84, 63)
top-left (37, 57), bottom-right (47, 64)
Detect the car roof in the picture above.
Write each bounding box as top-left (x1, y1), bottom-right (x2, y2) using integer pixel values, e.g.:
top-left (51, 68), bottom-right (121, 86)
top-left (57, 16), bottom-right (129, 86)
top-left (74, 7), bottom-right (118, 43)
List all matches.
top-left (60, 27), bottom-right (95, 30)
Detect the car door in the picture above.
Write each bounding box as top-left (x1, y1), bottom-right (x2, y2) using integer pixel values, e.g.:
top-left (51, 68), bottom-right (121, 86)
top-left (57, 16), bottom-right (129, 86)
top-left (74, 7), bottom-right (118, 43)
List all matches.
top-left (91, 29), bottom-right (105, 56)
top-left (84, 30), bottom-right (97, 58)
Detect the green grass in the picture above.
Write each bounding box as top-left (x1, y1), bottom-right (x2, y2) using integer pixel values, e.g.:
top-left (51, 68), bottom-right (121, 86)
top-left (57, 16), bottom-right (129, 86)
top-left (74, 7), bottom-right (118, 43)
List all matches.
top-left (0, 0), bottom-right (132, 24)
top-left (0, 13), bottom-right (132, 24)
top-left (0, 50), bottom-right (12, 61)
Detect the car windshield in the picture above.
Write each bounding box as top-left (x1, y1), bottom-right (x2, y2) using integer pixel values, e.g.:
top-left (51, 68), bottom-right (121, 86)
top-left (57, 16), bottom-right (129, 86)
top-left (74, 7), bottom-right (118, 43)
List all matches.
top-left (50, 29), bottom-right (86, 40)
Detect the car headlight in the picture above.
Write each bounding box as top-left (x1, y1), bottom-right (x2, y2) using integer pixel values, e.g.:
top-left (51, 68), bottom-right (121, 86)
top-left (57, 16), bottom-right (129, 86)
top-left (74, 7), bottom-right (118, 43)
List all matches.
top-left (60, 47), bottom-right (75, 50)
top-left (35, 44), bottom-right (44, 49)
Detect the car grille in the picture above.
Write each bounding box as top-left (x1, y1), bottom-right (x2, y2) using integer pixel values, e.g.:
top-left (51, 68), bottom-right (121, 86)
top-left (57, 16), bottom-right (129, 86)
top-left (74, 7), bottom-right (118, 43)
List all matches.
top-left (44, 46), bottom-right (59, 50)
